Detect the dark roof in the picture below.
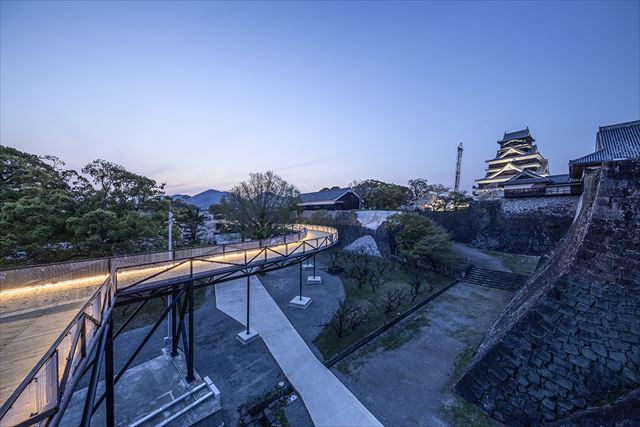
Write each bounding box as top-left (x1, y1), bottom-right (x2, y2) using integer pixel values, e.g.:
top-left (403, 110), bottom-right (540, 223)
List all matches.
top-left (502, 169), bottom-right (547, 185)
top-left (299, 187), bottom-right (358, 205)
top-left (546, 174), bottom-right (578, 186)
top-left (498, 128), bottom-right (534, 143)
top-left (503, 172), bottom-right (577, 186)
top-left (570, 120), bottom-right (640, 166)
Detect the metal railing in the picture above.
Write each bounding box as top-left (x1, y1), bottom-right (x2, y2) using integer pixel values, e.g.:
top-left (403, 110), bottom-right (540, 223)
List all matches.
top-left (0, 226), bottom-right (306, 292)
top-left (0, 224), bottom-right (337, 427)
top-left (0, 275), bottom-right (116, 427)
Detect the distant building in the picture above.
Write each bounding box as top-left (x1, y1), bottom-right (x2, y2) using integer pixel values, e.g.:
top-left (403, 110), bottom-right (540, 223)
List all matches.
top-left (501, 170), bottom-right (582, 198)
top-left (569, 120), bottom-right (640, 179)
top-left (298, 187), bottom-right (361, 210)
top-left (474, 128), bottom-right (550, 198)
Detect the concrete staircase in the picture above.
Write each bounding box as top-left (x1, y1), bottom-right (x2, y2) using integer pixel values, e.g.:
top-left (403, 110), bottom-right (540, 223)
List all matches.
top-left (463, 266), bottom-right (529, 292)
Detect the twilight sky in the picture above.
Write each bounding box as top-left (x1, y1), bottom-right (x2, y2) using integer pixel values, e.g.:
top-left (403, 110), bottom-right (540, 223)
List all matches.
top-left (1, 1), bottom-right (639, 195)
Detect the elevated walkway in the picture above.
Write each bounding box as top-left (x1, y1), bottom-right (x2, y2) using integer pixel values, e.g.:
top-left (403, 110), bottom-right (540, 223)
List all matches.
top-left (0, 225), bottom-right (338, 427)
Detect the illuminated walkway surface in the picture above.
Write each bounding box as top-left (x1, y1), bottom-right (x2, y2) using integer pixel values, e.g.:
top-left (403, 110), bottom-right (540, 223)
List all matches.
top-left (115, 228), bottom-right (328, 291)
top-left (0, 302), bottom-right (83, 405)
top-left (216, 277), bottom-right (382, 427)
top-left (0, 228), bottom-right (331, 407)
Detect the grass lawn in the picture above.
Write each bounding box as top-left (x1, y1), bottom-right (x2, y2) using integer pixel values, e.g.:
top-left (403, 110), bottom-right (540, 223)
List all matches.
top-left (313, 251), bottom-right (453, 360)
top-left (479, 249), bottom-right (540, 276)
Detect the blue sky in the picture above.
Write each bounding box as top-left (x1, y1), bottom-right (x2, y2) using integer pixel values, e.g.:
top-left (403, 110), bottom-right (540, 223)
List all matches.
top-left (1, 1), bottom-right (639, 194)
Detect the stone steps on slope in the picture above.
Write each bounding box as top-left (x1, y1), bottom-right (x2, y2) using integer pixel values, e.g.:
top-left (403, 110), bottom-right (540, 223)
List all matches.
top-left (463, 266), bottom-right (530, 292)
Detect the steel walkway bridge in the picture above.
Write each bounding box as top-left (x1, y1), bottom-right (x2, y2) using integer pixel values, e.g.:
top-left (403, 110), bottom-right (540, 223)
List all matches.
top-left (0, 224), bottom-right (338, 427)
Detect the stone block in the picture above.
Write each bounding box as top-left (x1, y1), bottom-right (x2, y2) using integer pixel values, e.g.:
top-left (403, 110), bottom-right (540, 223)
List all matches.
top-left (288, 296), bottom-right (312, 309)
top-left (581, 348), bottom-right (597, 361)
top-left (306, 276), bottom-right (322, 285)
top-left (591, 342), bottom-right (608, 357)
top-left (609, 351), bottom-right (627, 363)
top-left (568, 355), bottom-right (590, 369)
top-left (571, 397), bottom-right (587, 409)
top-left (236, 329), bottom-right (259, 345)
top-left (563, 343), bottom-right (579, 356)
top-left (541, 398), bottom-right (556, 410)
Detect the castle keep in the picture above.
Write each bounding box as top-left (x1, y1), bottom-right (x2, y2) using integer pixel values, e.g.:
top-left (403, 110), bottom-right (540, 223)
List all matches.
top-left (475, 128), bottom-right (549, 196)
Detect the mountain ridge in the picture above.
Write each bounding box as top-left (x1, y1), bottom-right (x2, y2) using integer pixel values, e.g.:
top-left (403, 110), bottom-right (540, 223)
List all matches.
top-left (171, 189), bottom-right (228, 210)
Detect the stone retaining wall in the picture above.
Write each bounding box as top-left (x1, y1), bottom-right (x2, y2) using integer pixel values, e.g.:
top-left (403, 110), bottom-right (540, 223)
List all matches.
top-left (454, 160), bottom-right (640, 425)
top-left (422, 196), bottom-right (578, 255)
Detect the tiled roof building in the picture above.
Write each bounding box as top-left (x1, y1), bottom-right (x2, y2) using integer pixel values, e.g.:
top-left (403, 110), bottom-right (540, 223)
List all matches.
top-left (298, 188), bottom-right (361, 210)
top-left (569, 120), bottom-right (640, 178)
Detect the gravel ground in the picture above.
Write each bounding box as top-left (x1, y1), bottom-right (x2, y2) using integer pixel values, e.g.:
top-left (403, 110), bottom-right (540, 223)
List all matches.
top-left (283, 394), bottom-right (314, 427)
top-left (258, 253), bottom-right (345, 360)
top-left (68, 287), bottom-right (287, 427)
top-left (331, 282), bottom-right (513, 426)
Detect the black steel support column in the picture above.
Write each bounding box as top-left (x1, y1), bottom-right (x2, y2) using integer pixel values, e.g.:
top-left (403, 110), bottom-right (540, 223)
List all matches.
top-left (246, 276), bottom-right (250, 334)
top-left (299, 261), bottom-right (303, 301)
top-left (187, 282), bottom-right (194, 381)
top-left (313, 254), bottom-right (316, 277)
top-left (80, 318), bottom-right (109, 427)
top-left (105, 318), bottom-right (115, 427)
top-left (171, 286), bottom-right (178, 356)
top-left (93, 290), bottom-right (185, 413)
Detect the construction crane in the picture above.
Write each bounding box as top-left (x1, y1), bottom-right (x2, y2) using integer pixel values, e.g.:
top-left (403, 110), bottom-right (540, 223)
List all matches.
top-left (454, 142), bottom-right (463, 192)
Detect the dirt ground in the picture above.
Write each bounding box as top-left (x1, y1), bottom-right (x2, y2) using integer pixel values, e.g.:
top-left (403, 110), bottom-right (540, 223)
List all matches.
top-left (331, 282), bottom-right (513, 427)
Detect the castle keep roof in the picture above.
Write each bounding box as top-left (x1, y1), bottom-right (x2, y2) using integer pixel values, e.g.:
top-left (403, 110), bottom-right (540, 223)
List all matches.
top-left (497, 128), bottom-right (534, 143)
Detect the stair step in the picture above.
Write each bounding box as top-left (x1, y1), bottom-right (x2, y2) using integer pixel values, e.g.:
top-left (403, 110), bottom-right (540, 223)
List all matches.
top-left (464, 266), bottom-right (530, 291)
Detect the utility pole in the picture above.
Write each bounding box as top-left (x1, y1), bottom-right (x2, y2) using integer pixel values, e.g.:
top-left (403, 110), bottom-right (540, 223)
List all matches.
top-left (454, 142), bottom-right (463, 193)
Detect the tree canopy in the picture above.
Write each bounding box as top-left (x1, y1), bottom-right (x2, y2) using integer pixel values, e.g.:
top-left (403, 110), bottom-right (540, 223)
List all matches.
top-left (387, 212), bottom-right (456, 270)
top-left (351, 179), bottom-right (410, 210)
top-left (221, 171), bottom-right (300, 240)
top-left (0, 145), bottom-right (172, 265)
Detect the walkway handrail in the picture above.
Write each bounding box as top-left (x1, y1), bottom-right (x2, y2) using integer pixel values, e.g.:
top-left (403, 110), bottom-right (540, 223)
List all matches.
top-left (0, 225), bottom-right (307, 293)
top-left (0, 224), bottom-right (338, 427)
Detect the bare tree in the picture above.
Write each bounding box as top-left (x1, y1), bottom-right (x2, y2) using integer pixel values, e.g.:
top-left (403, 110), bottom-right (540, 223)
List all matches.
top-left (402, 262), bottom-right (433, 301)
top-left (323, 298), bottom-right (368, 338)
top-left (384, 288), bottom-right (405, 314)
top-left (407, 178), bottom-right (430, 207)
top-left (368, 260), bottom-right (391, 294)
top-left (329, 250), bottom-right (344, 269)
top-left (345, 248), bottom-right (374, 290)
top-left (221, 171), bottom-right (299, 240)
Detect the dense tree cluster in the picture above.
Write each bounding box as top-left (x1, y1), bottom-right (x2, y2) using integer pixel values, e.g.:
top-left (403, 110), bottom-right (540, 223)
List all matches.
top-left (350, 178), bottom-right (471, 211)
top-left (387, 212), bottom-right (460, 271)
top-left (0, 146), bottom-right (173, 265)
top-left (350, 179), bottom-right (411, 210)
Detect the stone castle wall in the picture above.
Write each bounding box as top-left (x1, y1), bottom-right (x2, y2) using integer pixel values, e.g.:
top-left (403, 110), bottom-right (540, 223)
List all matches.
top-left (422, 195), bottom-right (578, 255)
top-left (455, 160), bottom-right (640, 424)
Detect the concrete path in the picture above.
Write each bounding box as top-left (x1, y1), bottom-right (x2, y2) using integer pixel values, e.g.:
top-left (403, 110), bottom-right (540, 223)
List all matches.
top-left (452, 242), bottom-right (512, 272)
top-left (215, 277), bottom-right (382, 427)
